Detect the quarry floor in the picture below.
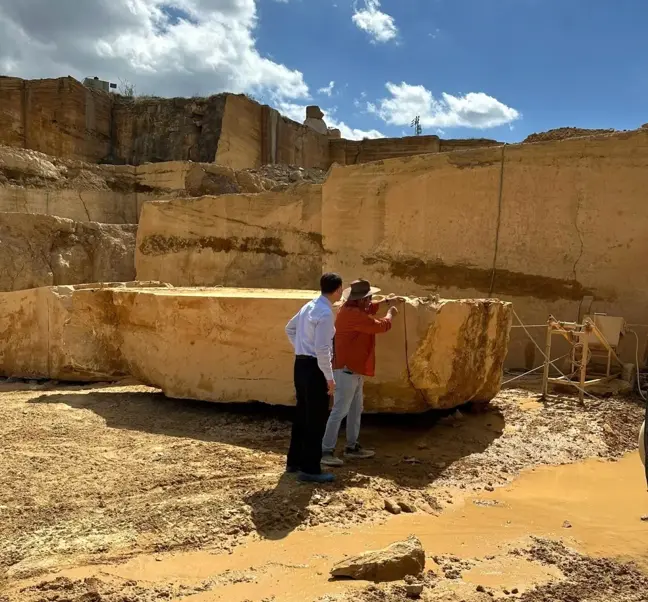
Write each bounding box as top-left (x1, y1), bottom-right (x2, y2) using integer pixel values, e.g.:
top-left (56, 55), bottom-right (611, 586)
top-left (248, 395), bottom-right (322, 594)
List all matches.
top-left (0, 380), bottom-right (646, 602)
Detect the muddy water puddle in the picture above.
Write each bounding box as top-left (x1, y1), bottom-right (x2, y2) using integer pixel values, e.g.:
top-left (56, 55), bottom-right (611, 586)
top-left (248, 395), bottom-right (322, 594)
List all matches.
top-left (28, 453), bottom-right (647, 601)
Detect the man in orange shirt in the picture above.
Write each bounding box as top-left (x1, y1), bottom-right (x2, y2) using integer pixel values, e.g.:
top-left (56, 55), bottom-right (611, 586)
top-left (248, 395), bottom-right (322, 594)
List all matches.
top-left (321, 279), bottom-right (402, 467)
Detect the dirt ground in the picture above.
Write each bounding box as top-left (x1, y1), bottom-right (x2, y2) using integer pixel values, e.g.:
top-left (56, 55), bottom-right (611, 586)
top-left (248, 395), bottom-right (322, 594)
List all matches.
top-left (0, 379), bottom-right (645, 601)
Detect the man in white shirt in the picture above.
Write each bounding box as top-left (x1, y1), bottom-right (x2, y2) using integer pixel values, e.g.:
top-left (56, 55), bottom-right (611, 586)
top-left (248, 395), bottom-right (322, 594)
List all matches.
top-left (285, 273), bottom-right (343, 483)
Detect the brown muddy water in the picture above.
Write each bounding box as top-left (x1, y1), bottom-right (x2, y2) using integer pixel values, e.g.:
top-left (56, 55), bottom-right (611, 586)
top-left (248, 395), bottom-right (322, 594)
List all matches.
top-left (20, 451), bottom-right (646, 602)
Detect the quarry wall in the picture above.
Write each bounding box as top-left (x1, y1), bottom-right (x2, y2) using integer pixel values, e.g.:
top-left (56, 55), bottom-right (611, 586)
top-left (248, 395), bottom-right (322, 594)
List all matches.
top-left (0, 213), bottom-right (136, 292)
top-left (329, 136), bottom-right (441, 165)
top-left (0, 76), bottom-right (112, 162)
top-left (137, 129), bottom-right (648, 368)
top-left (1, 76), bottom-right (499, 170)
top-left (0, 146), bottom-right (194, 223)
top-left (136, 185), bottom-right (323, 289)
top-left (214, 95), bottom-right (331, 170)
top-left (323, 129), bottom-right (648, 368)
top-left (0, 76), bottom-right (331, 168)
top-left (111, 95), bottom-right (227, 165)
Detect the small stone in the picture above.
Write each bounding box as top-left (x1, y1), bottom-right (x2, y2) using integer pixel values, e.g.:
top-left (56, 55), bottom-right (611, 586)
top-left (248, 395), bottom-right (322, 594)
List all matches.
top-left (419, 503), bottom-right (436, 515)
top-left (640, 515), bottom-right (648, 522)
top-left (562, 520), bottom-right (572, 528)
top-left (384, 498), bottom-right (402, 514)
top-left (403, 457), bottom-right (421, 464)
top-left (484, 485), bottom-right (495, 492)
top-left (405, 582), bottom-right (424, 598)
top-left (503, 589), bottom-right (510, 595)
top-left (398, 500), bottom-right (417, 513)
top-left (476, 585), bottom-right (486, 592)
top-left (435, 461), bottom-right (447, 469)
top-left (512, 588), bottom-right (519, 594)
top-left (330, 536), bottom-right (425, 582)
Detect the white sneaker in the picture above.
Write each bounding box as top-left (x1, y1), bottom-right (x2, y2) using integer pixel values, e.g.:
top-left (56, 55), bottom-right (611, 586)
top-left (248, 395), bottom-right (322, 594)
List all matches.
top-left (321, 452), bottom-right (344, 467)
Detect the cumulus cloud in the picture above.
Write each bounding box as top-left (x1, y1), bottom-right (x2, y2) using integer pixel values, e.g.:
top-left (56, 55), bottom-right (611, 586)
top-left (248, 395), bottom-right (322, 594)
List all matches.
top-left (317, 81), bottom-right (335, 97)
top-left (0, 0), bottom-right (308, 99)
top-left (352, 0), bottom-right (398, 43)
top-left (276, 102), bottom-right (384, 141)
top-left (369, 82), bottom-right (520, 130)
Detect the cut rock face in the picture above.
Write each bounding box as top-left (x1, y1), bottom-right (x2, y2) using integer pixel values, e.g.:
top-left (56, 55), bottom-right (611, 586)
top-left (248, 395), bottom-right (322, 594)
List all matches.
top-left (0, 213), bottom-right (136, 291)
top-left (135, 187), bottom-right (323, 289)
top-left (0, 285), bottom-right (511, 412)
top-left (330, 536), bottom-right (425, 582)
top-left (0, 283), bottom-right (163, 381)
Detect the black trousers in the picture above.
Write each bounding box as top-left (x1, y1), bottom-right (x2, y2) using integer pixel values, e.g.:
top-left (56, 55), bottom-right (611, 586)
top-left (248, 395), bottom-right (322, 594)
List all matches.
top-left (287, 356), bottom-right (330, 475)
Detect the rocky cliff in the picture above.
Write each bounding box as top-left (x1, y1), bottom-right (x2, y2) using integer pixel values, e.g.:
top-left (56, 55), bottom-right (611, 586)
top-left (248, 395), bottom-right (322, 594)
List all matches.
top-left (1, 75), bottom-right (502, 170)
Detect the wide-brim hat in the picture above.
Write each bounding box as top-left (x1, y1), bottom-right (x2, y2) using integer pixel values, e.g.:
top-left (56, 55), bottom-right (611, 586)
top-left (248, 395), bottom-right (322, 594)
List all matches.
top-left (343, 279), bottom-right (381, 301)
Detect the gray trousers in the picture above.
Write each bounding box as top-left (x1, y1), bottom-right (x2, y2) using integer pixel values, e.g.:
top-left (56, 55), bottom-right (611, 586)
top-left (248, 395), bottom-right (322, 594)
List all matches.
top-left (322, 368), bottom-right (364, 453)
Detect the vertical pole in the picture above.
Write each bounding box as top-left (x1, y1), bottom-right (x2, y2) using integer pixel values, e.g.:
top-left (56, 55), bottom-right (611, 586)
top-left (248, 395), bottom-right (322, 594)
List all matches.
top-left (541, 323), bottom-right (552, 399)
top-left (579, 333), bottom-right (589, 404)
top-left (606, 349), bottom-right (612, 377)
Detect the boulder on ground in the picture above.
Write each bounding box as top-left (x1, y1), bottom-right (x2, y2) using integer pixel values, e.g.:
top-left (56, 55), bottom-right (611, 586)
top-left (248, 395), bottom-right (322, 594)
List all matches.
top-left (330, 536), bottom-right (425, 582)
top-left (0, 285), bottom-right (511, 412)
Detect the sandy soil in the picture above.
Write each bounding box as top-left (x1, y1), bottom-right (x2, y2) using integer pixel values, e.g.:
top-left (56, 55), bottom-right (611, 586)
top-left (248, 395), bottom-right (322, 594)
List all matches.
top-left (0, 379), bottom-right (645, 601)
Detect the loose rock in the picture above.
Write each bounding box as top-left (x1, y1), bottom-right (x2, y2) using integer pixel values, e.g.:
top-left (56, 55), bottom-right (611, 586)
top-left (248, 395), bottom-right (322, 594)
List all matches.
top-left (384, 499), bottom-right (402, 514)
top-left (330, 536), bottom-right (425, 582)
top-left (405, 582), bottom-right (424, 598)
top-left (398, 500), bottom-right (417, 513)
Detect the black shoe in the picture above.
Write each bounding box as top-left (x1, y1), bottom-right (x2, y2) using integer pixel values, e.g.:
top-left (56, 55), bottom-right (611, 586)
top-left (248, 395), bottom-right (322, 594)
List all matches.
top-left (344, 443), bottom-right (375, 459)
top-left (285, 465), bottom-right (299, 473)
top-left (298, 471), bottom-right (335, 483)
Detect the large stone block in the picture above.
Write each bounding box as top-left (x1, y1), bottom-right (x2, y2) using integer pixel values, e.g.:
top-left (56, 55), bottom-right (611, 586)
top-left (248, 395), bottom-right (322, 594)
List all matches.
top-left (0, 283), bottom-right (158, 381)
top-left (115, 289), bottom-right (511, 412)
top-left (0, 213), bottom-right (137, 291)
top-left (0, 285), bottom-right (512, 412)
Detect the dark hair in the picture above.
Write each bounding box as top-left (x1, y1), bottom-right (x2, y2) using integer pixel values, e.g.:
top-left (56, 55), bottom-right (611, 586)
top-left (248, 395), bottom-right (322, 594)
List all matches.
top-left (320, 272), bottom-right (342, 295)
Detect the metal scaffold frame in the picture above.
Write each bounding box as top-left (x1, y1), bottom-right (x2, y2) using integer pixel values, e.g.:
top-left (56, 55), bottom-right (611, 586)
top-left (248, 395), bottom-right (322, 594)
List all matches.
top-left (541, 315), bottom-right (624, 403)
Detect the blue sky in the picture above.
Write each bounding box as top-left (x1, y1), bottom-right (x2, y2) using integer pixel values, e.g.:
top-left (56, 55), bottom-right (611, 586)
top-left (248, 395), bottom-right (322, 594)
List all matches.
top-left (1, 0), bottom-right (647, 142)
top-left (254, 0), bottom-right (648, 142)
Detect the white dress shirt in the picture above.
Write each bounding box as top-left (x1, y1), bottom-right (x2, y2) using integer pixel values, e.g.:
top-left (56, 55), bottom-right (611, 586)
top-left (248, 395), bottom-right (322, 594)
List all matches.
top-left (285, 295), bottom-right (335, 381)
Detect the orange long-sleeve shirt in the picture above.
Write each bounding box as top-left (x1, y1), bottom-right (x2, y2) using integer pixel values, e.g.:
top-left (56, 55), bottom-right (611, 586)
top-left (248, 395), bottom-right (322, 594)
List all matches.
top-left (332, 302), bottom-right (392, 377)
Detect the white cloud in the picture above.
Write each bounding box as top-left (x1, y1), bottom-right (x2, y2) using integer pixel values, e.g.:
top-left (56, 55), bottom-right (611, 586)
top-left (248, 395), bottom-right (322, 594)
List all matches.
top-left (276, 102), bottom-right (384, 141)
top-left (369, 82), bottom-right (521, 130)
top-left (0, 0), bottom-right (308, 100)
top-left (332, 120), bottom-right (384, 140)
top-left (318, 80), bottom-right (335, 97)
top-left (352, 0), bottom-right (398, 43)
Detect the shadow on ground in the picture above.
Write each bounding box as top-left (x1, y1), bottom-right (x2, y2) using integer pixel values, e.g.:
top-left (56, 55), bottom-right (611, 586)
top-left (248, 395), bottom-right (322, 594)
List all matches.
top-left (29, 386), bottom-right (504, 540)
